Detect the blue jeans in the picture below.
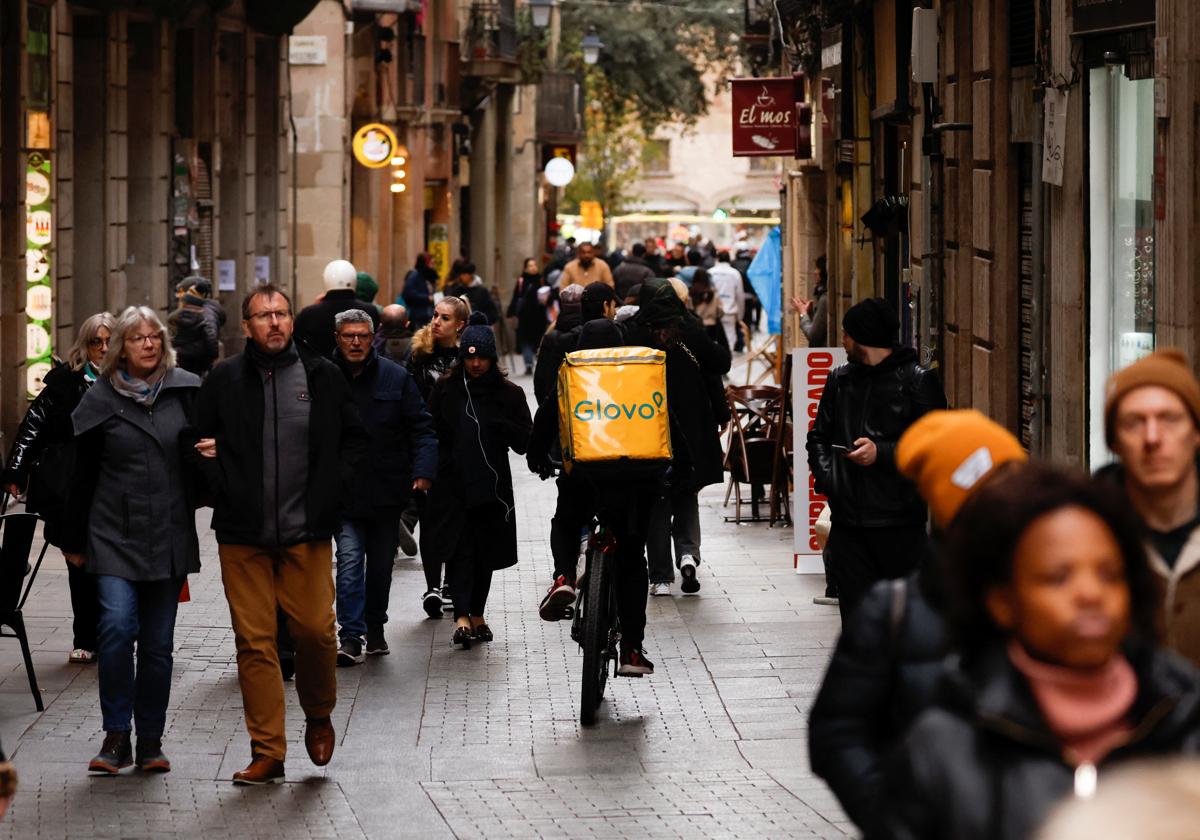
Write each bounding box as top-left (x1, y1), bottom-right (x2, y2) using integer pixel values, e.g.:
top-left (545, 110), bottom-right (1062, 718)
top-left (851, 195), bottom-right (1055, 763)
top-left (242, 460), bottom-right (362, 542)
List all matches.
top-left (95, 575), bottom-right (184, 739)
top-left (520, 341), bottom-right (536, 372)
top-left (335, 514), bottom-right (402, 640)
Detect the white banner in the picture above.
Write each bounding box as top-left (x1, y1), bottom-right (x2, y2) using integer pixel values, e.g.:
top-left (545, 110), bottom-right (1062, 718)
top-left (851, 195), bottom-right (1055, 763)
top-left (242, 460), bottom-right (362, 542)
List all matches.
top-left (793, 347), bottom-right (847, 573)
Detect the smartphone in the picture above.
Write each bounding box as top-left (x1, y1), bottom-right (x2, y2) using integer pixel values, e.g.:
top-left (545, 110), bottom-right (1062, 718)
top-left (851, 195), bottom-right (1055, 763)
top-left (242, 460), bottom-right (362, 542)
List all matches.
top-left (830, 444), bottom-right (852, 454)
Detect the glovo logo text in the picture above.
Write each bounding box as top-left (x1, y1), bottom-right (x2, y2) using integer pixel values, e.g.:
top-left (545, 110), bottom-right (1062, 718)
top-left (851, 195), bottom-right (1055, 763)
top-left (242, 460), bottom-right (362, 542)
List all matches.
top-left (574, 392), bottom-right (665, 422)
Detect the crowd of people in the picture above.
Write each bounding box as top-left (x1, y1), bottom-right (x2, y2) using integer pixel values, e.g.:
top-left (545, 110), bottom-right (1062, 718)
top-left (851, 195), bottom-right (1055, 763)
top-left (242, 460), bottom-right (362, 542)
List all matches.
top-left (803, 297), bottom-right (1200, 837)
top-left (0, 232), bottom-right (743, 786)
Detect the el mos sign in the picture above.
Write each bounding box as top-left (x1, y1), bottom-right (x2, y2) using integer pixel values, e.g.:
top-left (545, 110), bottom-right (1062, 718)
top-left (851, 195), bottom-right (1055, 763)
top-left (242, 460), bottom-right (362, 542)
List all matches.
top-left (731, 76), bottom-right (813, 160)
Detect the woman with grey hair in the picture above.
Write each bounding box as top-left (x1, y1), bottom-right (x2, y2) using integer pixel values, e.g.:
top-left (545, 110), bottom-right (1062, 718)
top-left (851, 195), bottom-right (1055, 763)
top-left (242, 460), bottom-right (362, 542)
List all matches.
top-left (61, 305), bottom-right (202, 776)
top-left (3, 311), bottom-right (115, 664)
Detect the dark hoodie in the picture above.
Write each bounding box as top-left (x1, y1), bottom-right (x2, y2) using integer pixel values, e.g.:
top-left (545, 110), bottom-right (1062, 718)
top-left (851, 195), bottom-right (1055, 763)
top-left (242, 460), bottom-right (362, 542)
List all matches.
top-left (170, 297), bottom-right (224, 375)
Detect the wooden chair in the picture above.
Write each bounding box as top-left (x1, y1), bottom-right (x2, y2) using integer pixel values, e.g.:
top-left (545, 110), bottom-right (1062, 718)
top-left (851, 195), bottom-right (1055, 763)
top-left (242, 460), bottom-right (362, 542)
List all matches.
top-left (0, 512), bottom-right (50, 711)
top-left (723, 386), bottom-right (786, 523)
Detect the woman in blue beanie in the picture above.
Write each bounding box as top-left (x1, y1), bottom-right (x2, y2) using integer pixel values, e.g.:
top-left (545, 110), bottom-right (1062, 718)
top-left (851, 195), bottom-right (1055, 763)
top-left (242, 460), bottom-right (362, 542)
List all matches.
top-left (427, 313), bottom-right (533, 648)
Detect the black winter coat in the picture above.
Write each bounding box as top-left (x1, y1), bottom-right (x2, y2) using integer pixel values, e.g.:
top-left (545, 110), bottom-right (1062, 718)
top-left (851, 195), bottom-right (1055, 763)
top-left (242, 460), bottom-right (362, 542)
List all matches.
top-left (878, 641), bottom-right (1200, 840)
top-left (807, 348), bottom-right (945, 527)
top-left (427, 367), bottom-right (532, 570)
top-left (513, 277), bottom-right (551, 346)
top-left (334, 350), bottom-right (437, 518)
top-left (809, 569), bottom-right (948, 836)
top-left (445, 282), bottom-right (499, 325)
top-left (195, 344), bottom-right (368, 545)
top-left (613, 256), bottom-right (655, 300)
top-left (169, 301), bottom-right (224, 375)
top-left (402, 269), bottom-right (436, 326)
top-left (405, 344), bottom-right (459, 404)
top-left (2, 363), bottom-right (91, 534)
top-left (624, 315), bottom-right (731, 489)
top-left (294, 289), bottom-right (381, 358)
top-left (533, 321), bottom-right (588, 404)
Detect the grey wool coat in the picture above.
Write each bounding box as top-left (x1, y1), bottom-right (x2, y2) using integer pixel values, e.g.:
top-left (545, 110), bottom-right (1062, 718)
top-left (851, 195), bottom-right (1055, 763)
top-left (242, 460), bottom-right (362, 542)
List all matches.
top-left (62, 368), bottom-right (202, 581)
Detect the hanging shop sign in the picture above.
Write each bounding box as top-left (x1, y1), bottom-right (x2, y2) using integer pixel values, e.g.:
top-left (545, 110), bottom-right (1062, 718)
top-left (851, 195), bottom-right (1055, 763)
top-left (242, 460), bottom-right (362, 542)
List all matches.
top-left (1072, 0), bottom-right (1155, 35)
top-left (427, 223), bottom-right (450, 281)
top-left (541, 143), bottom-right (577, 168)
top-left (793, 346), bottom-right (847, 573)
top-left (1042, 88), bottom-right (1068, 187)
top-left (25, 152), bottom-right (53, 399)
top-left (731, 77), bottom-right (795, 157)
top-left (352, 122), bottom-right (399, 169)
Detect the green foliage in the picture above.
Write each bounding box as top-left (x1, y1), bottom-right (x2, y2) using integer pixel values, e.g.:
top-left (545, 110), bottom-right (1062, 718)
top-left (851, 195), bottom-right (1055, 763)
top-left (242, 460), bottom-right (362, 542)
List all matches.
top-left (560, 0), bottom-right (741, 134)
top-left (561, 70), bottom-right (646, 219)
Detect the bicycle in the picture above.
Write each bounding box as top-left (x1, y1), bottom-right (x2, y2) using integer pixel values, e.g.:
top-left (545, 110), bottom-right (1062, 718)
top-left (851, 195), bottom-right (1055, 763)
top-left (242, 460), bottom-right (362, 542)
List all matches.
top-left (569, 514), bottom-right (621, 726)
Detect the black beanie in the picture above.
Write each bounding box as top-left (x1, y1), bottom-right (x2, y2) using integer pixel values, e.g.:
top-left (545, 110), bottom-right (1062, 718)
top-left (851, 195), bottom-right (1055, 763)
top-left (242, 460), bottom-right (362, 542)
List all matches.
top-left (459, 311), bottom-right (497, 360)
top-left (842, 297), bottom-right (898, 348)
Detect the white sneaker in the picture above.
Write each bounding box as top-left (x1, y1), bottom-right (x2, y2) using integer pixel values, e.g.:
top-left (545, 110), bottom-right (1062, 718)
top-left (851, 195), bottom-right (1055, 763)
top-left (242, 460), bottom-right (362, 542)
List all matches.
top-left (650, 582), bottom-right (671, 597)
top-left (679, 556), bottom-right (700, 595)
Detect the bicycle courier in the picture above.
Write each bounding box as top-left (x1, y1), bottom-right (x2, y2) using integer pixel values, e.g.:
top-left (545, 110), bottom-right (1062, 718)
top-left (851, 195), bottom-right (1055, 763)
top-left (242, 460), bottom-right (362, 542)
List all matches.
top-left (557, 346), bottom-right (672, 476)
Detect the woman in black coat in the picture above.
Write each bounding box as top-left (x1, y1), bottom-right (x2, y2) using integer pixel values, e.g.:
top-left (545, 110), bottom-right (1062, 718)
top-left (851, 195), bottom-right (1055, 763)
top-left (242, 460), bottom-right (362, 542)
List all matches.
top-left (508, 258), bottom-right (549, 376)
top-left (62, 306), bottom-right (202, 777)
top-left (428, 315), bottom-right (532, 649)
top-left (2, 312), bottom-right (114, 663)
top-left (879, 464), bottom-right (1200, 840)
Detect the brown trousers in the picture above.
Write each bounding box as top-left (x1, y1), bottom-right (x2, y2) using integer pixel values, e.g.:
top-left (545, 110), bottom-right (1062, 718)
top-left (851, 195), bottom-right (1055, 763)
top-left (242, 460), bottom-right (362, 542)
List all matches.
top-left (219, 542), bottom-right (337, 761)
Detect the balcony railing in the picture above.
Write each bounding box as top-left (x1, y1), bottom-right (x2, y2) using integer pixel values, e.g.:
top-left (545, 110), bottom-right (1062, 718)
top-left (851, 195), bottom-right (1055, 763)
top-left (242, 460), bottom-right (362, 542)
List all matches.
top-left (536, 71), bottom-right (583, 142)
top-left (464, 0), bottom-right (517, 64)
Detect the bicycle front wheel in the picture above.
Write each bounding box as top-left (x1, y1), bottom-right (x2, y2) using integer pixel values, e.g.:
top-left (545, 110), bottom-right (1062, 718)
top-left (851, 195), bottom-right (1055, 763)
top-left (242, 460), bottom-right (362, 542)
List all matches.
top-left (579, 548), bottom-right (610, 726)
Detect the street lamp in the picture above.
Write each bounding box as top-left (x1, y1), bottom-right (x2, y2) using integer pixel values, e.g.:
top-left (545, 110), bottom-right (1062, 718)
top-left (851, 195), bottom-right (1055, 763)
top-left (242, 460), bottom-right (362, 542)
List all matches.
top-left (529, 0), bottom-right (555, 29)
top-left (581, 27), bottom-right (603, 65)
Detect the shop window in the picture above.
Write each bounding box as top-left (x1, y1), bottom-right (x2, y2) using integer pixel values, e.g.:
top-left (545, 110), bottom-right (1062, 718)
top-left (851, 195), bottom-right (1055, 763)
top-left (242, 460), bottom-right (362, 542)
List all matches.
top-left (748, 155), bottom-right (777, 174)
top-left (1087, 65), bottom-right (1155, 467)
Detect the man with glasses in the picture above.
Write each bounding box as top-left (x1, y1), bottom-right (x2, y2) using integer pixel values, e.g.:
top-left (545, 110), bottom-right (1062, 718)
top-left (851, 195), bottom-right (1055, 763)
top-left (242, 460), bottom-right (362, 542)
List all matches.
top-left (329, 309), bottom-right (436, 664)
top-left (1099, 349), bottom-right (1200, 667)
top-left (194, 284), bottom-right (366, 785)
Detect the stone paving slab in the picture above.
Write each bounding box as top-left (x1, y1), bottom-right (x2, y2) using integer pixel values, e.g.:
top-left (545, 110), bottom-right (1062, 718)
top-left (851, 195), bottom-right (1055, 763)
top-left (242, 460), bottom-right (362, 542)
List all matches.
top-left (0, 368), bottom-right (850, 838)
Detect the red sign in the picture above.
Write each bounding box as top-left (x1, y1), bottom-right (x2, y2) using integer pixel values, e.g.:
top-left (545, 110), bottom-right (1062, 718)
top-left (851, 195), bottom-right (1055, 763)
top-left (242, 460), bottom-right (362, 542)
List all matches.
top-left (732, 77), bottom-right (795, 157)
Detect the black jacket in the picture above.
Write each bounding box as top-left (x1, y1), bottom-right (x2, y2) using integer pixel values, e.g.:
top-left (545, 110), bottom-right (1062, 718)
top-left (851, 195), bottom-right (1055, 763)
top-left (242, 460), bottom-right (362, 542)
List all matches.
top-left (878, 641), bottom-right (1200, 840)
top-left (2, 363), bottom-right (91, 528)
top-left (195, 344), bottom-right (368, 546)
top-left (427, 367), bottom-right (531, 570)
top-left (334, 349), bottom-right (437, 518)
top-left (533, 320), bottom-right (589, 404)
top-left (613, 256), bottom-right (655, 300)
top-left (807, 348), bottom-right (946, 527)
top-left (294, 289), bottom-right (381, 358)
top-left (169, 300), bottom-right (224, 375)
top-left (513, 278), bottom-right (551, 346)
top-left (405, 344), bottom-right (459, 404)
top-left (445, 282), bottom-right (499, 325)
top-left (809, 568), bottom-right (948, 836)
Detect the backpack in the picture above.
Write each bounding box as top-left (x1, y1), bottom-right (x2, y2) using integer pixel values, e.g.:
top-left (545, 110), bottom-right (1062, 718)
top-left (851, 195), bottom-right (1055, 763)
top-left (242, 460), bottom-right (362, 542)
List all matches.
top-left (557, 346), bottom-right (672, 476)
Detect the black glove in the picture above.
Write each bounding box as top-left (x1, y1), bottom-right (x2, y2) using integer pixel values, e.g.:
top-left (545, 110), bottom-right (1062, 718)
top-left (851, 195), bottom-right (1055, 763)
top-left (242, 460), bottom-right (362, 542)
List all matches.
top-left (527, 451), bottom-right (553, 479)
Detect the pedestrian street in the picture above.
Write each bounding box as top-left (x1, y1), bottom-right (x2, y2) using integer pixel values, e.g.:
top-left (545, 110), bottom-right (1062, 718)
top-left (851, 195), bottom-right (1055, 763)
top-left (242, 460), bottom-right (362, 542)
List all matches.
top-left (0, 372), bottom-right (849, 839)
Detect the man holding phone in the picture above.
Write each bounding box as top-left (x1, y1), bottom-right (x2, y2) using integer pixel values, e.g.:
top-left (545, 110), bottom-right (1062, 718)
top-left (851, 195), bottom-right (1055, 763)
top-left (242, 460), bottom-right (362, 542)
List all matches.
top-left (806, 298), bottom-right (946, 619)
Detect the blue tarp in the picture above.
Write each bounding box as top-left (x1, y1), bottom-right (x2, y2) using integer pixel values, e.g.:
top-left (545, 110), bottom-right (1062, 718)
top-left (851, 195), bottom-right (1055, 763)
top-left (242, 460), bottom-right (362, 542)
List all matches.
top-left (747, 226), bottom-right (782, 335)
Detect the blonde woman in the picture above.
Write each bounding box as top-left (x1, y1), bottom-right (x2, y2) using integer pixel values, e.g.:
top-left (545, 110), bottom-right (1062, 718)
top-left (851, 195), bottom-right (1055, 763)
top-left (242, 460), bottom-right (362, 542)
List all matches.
top-left (62, 306), bottom-right (202, 776)
top-left (404, 295), bottom-right (470, 403)
top-left (2, 312), bottom-right (114, 663)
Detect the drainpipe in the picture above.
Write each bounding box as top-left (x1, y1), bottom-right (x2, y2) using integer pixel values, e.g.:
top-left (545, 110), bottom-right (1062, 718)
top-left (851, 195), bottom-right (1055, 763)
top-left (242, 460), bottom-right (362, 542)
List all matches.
top-left (288, 38), bottom-right (299, 300)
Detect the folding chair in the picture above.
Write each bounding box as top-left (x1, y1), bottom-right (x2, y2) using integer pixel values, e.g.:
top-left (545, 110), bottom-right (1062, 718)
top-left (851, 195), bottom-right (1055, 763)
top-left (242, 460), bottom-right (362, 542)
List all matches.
top-left (723, 386), bottom-right (786, 523)
top-left (0, 512), bottom-right (51, 711)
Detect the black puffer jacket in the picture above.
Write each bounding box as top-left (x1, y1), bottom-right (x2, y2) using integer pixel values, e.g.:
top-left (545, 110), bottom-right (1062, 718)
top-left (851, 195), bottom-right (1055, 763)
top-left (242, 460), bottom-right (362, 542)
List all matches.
top-left (809, 568), bottom-right (948, 836)
top-left (807, 348), bottom-right (945, 527)
top-left (2, 363), bottom-right (92, 534)
top-left (169, 300), bottom-right (224, 375)
top-left (404, 343), bottom-right (459, 404)
top-left (294, 289), bottom-right (380, 358)
top-left (877, 641), bottom-right (1200, 840)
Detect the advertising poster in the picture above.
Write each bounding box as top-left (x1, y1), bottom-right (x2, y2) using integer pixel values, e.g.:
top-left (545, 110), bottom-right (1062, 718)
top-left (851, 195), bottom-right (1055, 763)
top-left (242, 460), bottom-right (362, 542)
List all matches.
top-left (793, 346), bottom-right (847, 573)
top-left (25, 152), bottom-right (53, 400)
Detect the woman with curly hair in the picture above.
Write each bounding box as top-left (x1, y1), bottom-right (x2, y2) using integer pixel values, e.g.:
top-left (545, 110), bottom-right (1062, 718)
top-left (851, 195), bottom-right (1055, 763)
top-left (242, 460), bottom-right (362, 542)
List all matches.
top-left (879, 463), bottom-right (1200, 840)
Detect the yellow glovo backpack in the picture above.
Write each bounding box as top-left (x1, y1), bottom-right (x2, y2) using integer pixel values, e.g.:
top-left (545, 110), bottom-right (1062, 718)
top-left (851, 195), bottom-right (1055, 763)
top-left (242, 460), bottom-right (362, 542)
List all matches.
top-left (557, 346), bottom-right (672, 475)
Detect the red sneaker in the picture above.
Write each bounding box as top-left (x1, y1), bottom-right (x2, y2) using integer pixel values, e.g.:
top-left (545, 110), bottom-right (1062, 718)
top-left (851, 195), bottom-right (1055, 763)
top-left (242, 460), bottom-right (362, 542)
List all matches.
top-left (538, 576), bottom-right (577, 621)
top-left (617, 646), bottom-right (655, 677)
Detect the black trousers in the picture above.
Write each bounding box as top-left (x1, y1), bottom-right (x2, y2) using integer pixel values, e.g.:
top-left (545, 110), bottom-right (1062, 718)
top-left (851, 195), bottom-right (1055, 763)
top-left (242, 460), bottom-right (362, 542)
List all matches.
top-left (592, 483), bottom-right (655, 650)
top-left (449, 520), bottom-right (496, 620)
top-left (826, 523), bottom-right (927, 621)
top-left (414, 496), bottom-right (446, 594)
top-left (67, 558), bottom-right (100, 650)
top-left (550, 474), bottom-right (593, 581)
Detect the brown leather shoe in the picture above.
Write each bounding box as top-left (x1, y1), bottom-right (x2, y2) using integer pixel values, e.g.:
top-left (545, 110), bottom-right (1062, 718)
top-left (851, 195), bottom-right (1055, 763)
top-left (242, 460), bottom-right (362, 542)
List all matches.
top-left (232, 756), bottom-right (285, 785)
top-left (304, 717), bottom-right (335, 766)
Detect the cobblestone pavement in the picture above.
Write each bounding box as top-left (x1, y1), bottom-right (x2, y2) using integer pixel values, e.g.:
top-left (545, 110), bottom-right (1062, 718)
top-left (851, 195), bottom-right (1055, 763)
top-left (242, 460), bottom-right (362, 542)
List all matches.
top-left (0, 369), bottom-right (849, 839)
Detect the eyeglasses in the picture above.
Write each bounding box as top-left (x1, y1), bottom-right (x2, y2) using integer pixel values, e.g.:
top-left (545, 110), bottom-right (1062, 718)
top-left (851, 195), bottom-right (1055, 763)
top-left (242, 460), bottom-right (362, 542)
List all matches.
top-left (248, 310), bottom-right (292, 323)
top-left (338, 332), bottom-right (373, 344)
top-left (126, 333), bottom-right (163, 346)
top-left (87, 337), bottom-right (111, 348)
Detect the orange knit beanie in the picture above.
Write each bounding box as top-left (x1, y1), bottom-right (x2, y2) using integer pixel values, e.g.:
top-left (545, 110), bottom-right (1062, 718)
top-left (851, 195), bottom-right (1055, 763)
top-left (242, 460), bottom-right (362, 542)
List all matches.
top-left (1103, 348), bottom-right (1200, 445)
top-left (897, 410), bottom-right (1028, 528)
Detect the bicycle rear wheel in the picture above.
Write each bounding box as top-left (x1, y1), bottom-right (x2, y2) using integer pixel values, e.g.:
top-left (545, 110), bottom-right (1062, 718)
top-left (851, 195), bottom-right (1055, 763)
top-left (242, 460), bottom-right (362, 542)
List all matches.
top-left (579, 548), bottom-right (611, 726)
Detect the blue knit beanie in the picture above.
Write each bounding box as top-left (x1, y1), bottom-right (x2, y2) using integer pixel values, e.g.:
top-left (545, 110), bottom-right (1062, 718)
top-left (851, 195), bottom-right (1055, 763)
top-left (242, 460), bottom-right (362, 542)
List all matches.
top-left (459, 311), bottom-right (497, 360)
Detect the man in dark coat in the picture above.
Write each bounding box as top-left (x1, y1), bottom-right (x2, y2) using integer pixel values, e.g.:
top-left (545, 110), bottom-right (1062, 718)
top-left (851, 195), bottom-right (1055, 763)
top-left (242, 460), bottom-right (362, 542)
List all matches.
top-left (168, 276), bottom-right (225, 375)
top-left (613, 243), bottom-right (656, 300)
top-left (330, 309), bottom-right (436, 664)
top-left (532, 282), bottom-right (616, 403)
top-left (443, 261), bottom-right (500, 324)
top-left (401, 254), bottom-right (438, 328)
top-left (806, 297), bottom-right (946, 619)
top-left (294, 259), bottom-right (380, 357)
top-left (195, 283), bottom-right (367, 785)
top-left (624, 280), bottom-right (730, 595)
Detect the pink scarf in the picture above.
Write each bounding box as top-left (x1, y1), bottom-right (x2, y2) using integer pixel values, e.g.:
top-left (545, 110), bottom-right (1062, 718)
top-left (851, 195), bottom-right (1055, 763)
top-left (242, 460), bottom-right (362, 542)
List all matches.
top-left (1007, 641), bottom-right (1137, 765)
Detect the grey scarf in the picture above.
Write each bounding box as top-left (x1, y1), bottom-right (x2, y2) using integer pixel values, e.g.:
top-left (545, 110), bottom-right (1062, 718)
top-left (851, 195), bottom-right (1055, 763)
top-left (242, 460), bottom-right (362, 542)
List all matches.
top-left (111, 365), bottom-right (167, 407)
